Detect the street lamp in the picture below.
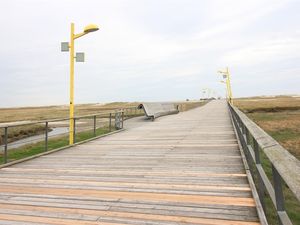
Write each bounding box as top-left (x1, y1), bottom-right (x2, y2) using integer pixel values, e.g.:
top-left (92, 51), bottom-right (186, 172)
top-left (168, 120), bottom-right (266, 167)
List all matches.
top-left (61, 23), bottom-right (99, 145)
top-left (218, 67), bottom-right (233, 105)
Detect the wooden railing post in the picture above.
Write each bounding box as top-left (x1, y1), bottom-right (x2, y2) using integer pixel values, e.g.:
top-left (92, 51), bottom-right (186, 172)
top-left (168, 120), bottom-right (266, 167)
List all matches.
top-left (245, 128), bottom-right (250, 145)
top-left (253, 138), bottom-right (266, 212)
top-left (272, 165), bottom-right (285, 225)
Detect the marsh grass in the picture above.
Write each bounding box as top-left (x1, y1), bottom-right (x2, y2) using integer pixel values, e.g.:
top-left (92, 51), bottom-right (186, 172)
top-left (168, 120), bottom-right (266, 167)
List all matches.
top-left (235, 96), bottom-right (300, 113)
top-left (0, 124), bottom-right (48, 145)
top-left (0, 101), bottom-right (205, 123)
top-left (178, 101), bottom-right (208, 111)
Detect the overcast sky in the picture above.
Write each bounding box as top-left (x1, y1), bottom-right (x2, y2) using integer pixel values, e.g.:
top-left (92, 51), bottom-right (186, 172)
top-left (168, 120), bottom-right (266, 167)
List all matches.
top-left (0, 0), bottom-right (299, 107)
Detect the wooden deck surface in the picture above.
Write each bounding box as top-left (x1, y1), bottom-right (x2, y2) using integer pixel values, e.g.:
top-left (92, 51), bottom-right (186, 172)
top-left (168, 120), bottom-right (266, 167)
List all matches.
top-left (0, 100), bottom-right (260, 225)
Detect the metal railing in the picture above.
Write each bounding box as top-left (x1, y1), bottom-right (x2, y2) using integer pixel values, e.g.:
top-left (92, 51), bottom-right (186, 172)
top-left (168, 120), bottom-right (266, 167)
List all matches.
top-left (0, 107), bottom-right (144, 165)
top-left (229, 104), bottom-right (300, 225)
top-left (120, 106), bottom-right (144, 120)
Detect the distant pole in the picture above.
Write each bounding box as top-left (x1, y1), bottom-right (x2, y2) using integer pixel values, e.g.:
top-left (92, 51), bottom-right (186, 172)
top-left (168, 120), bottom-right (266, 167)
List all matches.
top-left (226, 67), bottom-right (233, 105)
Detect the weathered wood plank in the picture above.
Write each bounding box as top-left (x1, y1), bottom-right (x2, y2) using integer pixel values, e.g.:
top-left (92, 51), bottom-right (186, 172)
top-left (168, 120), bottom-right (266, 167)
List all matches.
top-left (0, 185), bottom-right (256, 206)
top-left (0, 101), bottom-right (261, 224)
top-left (0, 203), bottom-right (260, 224)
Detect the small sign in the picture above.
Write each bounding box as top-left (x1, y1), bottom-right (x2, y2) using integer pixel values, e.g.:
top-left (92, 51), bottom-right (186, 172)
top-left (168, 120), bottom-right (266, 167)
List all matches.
top-left (76, 52), bottom-right (85, 62)
top-left (61, 42), bottom-right (69, 52)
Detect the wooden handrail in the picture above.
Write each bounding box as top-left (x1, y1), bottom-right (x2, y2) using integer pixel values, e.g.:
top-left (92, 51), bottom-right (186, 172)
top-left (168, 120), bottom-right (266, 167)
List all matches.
top-left (231, 105), bottom-right (300, 201)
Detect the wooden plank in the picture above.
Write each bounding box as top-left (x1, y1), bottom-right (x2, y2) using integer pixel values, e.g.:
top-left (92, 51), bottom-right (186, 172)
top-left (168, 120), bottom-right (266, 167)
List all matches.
top-left (0, 213), bottom-right (260, 225)
top-left (0, 101), bottom-right (261, 224)
top-left (0, 203), bottom-right (260, 225)
top-left (0, 185), bottom-right (255, 206)
top-left (0, 168), bottom-right (248, 177)
top-left (0, 213), bottom-right (123, 225)
top-left (0, 197), bottom-right (258, 217)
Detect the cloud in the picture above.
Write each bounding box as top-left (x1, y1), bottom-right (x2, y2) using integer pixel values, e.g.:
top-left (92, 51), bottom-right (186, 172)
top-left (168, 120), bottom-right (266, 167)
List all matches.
top-left (222, 36), bottom-right (300, 66)
top-left (0, 0), bottom-right (299, 107)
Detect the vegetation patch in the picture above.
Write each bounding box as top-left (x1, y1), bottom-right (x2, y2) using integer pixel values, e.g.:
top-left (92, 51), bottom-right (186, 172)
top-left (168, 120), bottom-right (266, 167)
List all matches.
top-left (177, 101), bottom-right (208, 111)
top-left (235, 96), bottom-right (300, 160)
top-left (0, 124), bottom-right (49, 145)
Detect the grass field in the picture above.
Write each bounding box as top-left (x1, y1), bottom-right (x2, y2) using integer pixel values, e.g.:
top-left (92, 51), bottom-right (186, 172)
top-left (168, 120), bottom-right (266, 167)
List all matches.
top-left (0, 102), bottom-right (140, 123)
top-left (235, 95), bottom-right (300, 225)
top-left (235, 96), bottom-right (300, 160)
top-left (0, 101), bottom-right (206, 123)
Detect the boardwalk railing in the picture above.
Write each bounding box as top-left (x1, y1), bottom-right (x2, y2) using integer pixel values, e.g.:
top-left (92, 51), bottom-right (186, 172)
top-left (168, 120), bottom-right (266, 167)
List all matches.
top-left (229, 104), bottom-right (300, 225)
top-left (121, 106), bottom-right (144, 120)
top-left (0, 107), bottom-right (144, 165)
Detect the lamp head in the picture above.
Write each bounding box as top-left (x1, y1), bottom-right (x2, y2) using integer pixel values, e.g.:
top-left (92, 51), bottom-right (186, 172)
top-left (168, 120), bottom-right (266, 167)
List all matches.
top-left (84, 24), bottom-right (99, 33)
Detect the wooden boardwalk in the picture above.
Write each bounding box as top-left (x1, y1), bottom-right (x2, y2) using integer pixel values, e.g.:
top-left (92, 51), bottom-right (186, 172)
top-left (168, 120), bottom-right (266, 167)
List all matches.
top-left (0, 101), bottom-right (260, 225)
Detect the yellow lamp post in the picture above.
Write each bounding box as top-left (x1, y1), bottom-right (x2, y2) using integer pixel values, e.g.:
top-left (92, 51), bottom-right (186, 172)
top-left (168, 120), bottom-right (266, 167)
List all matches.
top-left (218, 67), bottom-right (233, 105)
top-left (62, 23), bottom-right (99, 145)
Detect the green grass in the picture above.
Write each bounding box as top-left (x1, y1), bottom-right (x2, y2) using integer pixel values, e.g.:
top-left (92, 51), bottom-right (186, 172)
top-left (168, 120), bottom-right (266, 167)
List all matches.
top-left (247, 111), bottom-right (300, 160)
top-left (248, 112), bottom-right (287, 121)
top-left (268, 129), bottom-right (299, 142)
top-left (0, 127), bottom-right (113, 164)
top-left (74, 127), bottom-right (112, 143)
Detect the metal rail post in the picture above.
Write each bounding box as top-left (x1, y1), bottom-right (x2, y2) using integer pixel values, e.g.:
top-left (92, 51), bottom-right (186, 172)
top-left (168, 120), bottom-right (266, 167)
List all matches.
top-left (73, 118), bottom-right (76, 144)
top-left (93, 115), bottom-right (96, 136)
top-left (109, 113), bottom-right (112, 131)
top-left (122, 112), bottom-right (124, 128)
top-left (4, 127), bottom-right (8, 164)
top-left (45, 122), bottom-right (48, 151)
